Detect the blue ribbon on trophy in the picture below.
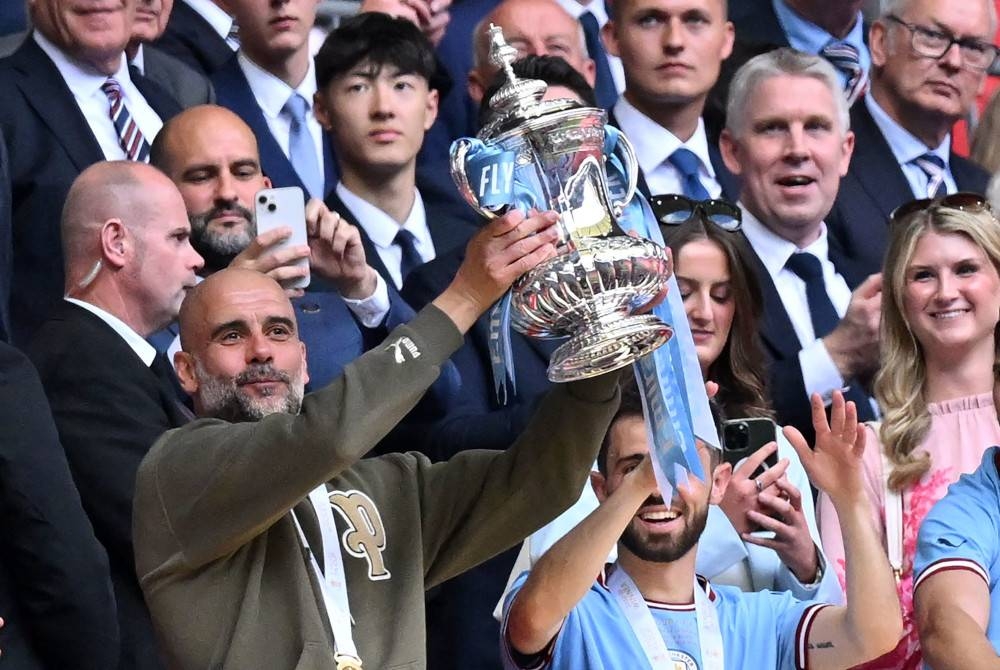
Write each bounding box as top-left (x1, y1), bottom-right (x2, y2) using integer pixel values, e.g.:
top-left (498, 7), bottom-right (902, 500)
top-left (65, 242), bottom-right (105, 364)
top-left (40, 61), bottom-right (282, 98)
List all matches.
top-left (604, 125), bottom-right (721, 487)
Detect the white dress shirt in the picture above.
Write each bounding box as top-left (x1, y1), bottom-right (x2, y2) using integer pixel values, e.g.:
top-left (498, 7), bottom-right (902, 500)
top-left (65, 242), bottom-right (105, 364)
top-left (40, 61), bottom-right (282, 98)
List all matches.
top-left (865, 94), bottom-right (957, 198)
top-left (35, 32), bottom-right (163, 161)
top-left (181, 0), bottom-right (239, 48)
top-left (335, 183), bottom-right (435, 290)
top-left (238, 52), bottom-right (327, 187)
top-left (131, 44), bottom-right (147, 75)
top-left (740, 207), bottom-right (851, 402)
top-left (553, 0), bottom-right (626, 95)
top-left (613, 96), bottom-right (722, 198)
top-left (64, 298), bottom-right (156, 366)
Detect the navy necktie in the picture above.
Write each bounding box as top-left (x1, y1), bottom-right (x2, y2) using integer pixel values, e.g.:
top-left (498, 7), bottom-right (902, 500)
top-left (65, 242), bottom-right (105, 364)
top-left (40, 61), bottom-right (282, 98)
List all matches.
top-left (579, 11), bottom-right (617, 109)
top-left (394, 228), bottom-right (423, 283)
top-left (668, 148), bottom-right (711, 201)
top-left (913, 153), bottom-right (947, 198)
top-left (784, 252), bottom-right (840, 338)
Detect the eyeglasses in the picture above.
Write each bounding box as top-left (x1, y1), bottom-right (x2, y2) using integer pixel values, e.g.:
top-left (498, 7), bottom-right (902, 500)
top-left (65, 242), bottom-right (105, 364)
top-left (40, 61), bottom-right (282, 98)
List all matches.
top-left (649, 194), bottom-right (742, 231)
top-left (885, 15), bottom-right (999, 72)
top-left (889, 192), bottom-right (992, 225)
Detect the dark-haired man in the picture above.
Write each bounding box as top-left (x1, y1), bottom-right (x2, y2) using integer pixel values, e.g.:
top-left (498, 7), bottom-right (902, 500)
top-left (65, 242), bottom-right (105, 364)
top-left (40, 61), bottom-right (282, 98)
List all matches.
top-left (501, 391), bottom-right (902, 669)
top-left (315, 12), bottom-right (478, 290)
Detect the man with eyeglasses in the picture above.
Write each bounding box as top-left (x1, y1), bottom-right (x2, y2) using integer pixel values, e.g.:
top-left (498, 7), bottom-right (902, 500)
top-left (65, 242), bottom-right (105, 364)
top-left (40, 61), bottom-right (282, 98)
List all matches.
top-left (825, 0), bottom-right (994, 277)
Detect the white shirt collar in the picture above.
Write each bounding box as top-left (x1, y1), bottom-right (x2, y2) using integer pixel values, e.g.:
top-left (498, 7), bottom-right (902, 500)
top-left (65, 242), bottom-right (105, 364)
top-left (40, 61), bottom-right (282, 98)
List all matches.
top-left (64, 298), bottom-right (157, 366)
top-left (181, 0), bottom-right (235, 41)
top-left (612, 96), bottom-right (716, 179)
top-left (865, 93), bottom-right (951, 165)
top-left (131, 43), bottom-right (146, 76)
top-left (739, 204), bottom-right (831, 279)
top-left (554, 0), bottom-right (609, 23)
top-left (33, 30), bottom-right (130, 98)
top-left (335, 182), bottom-right (428, 250)
top-left (238, 51), bottom-right (318, 121)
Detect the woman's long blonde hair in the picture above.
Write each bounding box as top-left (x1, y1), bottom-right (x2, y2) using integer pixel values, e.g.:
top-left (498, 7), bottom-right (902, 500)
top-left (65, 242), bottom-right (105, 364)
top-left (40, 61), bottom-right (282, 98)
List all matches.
top-left (875, 204), bottom-right (1000, 491)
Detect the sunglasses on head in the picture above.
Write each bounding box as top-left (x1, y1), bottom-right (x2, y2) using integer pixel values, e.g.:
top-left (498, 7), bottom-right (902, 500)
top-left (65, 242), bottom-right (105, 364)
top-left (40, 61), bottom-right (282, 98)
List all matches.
top-left (649, 194), bottom-right (742, 231)
top-left (889, 192), bottom-right (992, 225)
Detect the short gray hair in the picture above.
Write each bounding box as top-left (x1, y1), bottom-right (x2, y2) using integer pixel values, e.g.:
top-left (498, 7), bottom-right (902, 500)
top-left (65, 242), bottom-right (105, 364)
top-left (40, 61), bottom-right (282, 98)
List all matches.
top-left (725, 48), bottom-right (850, 138)
top-left (879, 0), bottom-right (998, 35)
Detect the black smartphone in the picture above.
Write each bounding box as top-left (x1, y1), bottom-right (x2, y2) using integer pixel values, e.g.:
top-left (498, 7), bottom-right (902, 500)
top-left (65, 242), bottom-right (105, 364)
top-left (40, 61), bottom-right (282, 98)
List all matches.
top-left (722, 417), bottom-right (779, 478)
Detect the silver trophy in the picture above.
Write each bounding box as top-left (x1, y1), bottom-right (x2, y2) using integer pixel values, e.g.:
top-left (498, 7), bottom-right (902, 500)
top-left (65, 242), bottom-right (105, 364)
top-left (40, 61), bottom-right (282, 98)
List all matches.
top-left (450, 25), bottom-right (673, 382)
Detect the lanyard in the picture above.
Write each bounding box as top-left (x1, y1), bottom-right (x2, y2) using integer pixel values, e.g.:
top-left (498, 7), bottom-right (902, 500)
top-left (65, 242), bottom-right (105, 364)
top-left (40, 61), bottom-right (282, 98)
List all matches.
top-left (606, 564), bottom-right (725, 670)
top-left (291, 485), bottom-right (363, 670)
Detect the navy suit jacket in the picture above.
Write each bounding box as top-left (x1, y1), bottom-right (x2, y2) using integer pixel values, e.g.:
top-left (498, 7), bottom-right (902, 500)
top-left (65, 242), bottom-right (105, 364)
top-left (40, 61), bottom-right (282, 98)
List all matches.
top-left (325, 188), bottom-right (478, 290)
top-left (0, 341), bottom-right (119, 670)
top-left (607, 109), bottom-right (741, 202)
top-left (153, 0), bottom-right (233, 78)
top-left (742, 233), bottom-right (874, 444)
top-left (27, 302), bottom-right (191, 670)
top-left (0, 125), bottom-right (10, 343)
top-left (0, 37), bottom-right (182, 345)
top-left (212, 56), bottom-right (338, 199)
top-left (827, 100), bottom-right (990, 276)
top-left (729, 0), bottom-right (870, 48)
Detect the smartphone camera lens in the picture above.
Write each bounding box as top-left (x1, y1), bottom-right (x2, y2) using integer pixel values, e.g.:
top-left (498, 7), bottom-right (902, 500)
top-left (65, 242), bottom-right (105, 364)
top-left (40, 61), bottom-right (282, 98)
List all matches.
top-left (731, 423), bottom-right (749, 451)
top-left (267, 203), bottom-right (277, 213)
top-left (258, 195), bottom-right (267, 205)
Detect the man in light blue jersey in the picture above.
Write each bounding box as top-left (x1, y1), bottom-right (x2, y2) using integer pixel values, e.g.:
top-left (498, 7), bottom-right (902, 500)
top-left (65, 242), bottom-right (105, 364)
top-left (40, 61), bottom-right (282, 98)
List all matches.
top-left (501, 384), bottom-right (902, 670)
top-left (914, 447), bottom-right (1000, 670)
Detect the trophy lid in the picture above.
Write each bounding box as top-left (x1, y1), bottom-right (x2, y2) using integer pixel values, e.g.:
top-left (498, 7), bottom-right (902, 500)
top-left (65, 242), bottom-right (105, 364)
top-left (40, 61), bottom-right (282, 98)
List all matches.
top-left (478, 24), bottom-right (579, 139)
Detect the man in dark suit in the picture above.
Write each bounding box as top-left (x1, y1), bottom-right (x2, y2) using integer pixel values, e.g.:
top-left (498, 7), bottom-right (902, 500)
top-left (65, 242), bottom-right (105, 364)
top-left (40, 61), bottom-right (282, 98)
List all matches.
top-left (27, 162), bottom-right (204, 670)
top-left (826, 0), bottom-right (993, 276)
top-left (0, 0), bottom-right (182, 345)
top-left (719, 48), bottom-right (881, 443)
top-left (153, 0), bottom-right (236, 77)
top-left (603, 0), bottom-right (741, 203)
top-left (128, 0), bottom-right (215, 108)
top-left (315, 13), bottom-right (479, 291)
top-left (213, 0), bottom-right (338, 202)
top-left (0, 340), bottom-right (119, 670)
top-left (151, 104), bottom-right (430, 392)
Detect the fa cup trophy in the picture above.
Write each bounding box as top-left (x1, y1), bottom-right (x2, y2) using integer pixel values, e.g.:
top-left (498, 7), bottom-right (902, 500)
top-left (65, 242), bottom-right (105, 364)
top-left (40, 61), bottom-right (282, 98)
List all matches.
top-left (450, 25), bottom-right (673, 382)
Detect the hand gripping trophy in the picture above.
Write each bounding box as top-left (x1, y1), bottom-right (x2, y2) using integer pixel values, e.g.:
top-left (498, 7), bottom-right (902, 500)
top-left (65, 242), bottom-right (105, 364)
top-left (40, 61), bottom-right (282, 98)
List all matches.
top-left (450, 25), bottom-right (674, 382)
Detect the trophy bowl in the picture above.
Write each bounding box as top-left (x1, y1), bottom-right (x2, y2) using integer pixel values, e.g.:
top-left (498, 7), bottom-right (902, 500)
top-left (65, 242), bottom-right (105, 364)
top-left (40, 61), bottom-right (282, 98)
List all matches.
top-left (511, 236), bottom-right (673, 382)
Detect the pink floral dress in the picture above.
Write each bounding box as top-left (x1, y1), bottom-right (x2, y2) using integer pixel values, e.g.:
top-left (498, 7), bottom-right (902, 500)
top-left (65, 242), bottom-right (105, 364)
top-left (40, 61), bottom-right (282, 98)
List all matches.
top-left (817, 393), bottom-right (1000, 669)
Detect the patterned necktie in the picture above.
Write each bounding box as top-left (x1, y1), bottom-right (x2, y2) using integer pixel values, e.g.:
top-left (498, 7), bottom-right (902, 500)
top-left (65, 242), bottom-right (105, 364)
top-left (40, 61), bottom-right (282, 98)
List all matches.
top-left (820, 40), bottom-right (868, 105)
top-left (283, 92), bottom-right (324, 199)
top-left (668, 148), bottom-right (711, 201)
top-left (101, 78), bottom-right (150, 162)
top-left (913, 153), bottom-right (947, 198)
top-left (394, 228), bottom-right (423, 283)
top-left (784, 252), bottom-right (840, 338)
top-left (579, 11), bottom-right (617, 109)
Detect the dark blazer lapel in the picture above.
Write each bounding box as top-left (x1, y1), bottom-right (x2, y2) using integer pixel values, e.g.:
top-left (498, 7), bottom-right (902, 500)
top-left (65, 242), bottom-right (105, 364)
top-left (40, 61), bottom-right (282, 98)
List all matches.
top-left (212, 58), bottom-right (307, 192)
top-left (325, 190), bottom-right (393, 283)
top-left (321, 136), bottom-right (338, 197)
top-left (425, 201), bottom-right (477, 259)
top-left (709, 144), bottom-right (740, 202)
top-left (9, 39), bottom-right (103, 171)
top-left (742, 234), bottom-right (801, 359)
top-left (828, 244), bottom-right (867, 290)
top-left (848, 102), bottom-right (914, 221)
top-left (951, 154), bottom-right (990, 193)
top-left (132, 70), bottom-right (183, 120)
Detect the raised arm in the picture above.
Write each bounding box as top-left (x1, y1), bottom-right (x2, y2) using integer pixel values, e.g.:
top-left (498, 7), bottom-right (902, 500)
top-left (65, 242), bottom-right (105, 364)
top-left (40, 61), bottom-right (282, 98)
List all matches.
top-left (785, 392), bottom-right (903, 670)
top-left (505, 455), bottom-right (659, 656)
top-left (916, 570), bottom-right (1000, 670)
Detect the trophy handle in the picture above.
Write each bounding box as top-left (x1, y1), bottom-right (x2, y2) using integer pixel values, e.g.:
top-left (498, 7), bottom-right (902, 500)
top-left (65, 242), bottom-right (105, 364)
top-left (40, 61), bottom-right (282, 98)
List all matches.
top-left (609, 131), bottom-right (639, 219)
top-left (450, 138), bottom-right (500, 220)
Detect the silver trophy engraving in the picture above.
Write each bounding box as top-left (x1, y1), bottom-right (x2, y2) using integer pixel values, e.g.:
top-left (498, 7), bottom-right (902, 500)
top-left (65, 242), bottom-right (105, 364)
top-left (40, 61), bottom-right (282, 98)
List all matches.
top-left (450, 25), bottom-right (673, 382)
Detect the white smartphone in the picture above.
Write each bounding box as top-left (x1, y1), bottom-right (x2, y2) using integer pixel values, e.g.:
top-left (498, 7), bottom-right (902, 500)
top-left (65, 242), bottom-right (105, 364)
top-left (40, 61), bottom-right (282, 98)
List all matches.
top-left (254, 186), bottom-right (310, 290)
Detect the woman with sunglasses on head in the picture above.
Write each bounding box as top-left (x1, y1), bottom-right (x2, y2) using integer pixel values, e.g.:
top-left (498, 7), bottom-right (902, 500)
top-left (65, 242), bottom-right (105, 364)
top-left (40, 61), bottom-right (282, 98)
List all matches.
top-left (500, 196), bottom-right (842, 605)
top-left (817, 195), bottom-right (1000, 669)
top-left (658, 195), bottom-right (841, 602)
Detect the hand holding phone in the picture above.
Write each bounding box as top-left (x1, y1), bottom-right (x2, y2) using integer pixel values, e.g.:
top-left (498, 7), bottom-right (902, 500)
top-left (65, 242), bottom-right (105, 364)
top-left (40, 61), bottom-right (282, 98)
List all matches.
top-left (253, 187), bottom-right (310, 290)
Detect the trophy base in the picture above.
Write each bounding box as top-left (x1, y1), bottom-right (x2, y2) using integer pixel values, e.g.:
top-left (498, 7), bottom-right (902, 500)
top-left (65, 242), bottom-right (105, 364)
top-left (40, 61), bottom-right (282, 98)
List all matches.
top-left (547, 314), bottom-right (672, 383)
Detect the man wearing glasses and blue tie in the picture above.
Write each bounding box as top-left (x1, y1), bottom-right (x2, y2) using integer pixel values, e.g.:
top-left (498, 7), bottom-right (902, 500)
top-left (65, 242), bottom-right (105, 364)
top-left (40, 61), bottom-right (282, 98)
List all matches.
top-left (825, 0), bottom-right (994, 277)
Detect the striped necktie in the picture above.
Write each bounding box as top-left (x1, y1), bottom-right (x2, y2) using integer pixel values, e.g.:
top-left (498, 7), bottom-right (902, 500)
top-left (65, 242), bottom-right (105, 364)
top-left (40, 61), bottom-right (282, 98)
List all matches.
top-left (101, 78), bottom-right (150, 162)
top-left (820, 40), bottom-right (868, 105)
top-left (913, 153), bottom-right (947, 198)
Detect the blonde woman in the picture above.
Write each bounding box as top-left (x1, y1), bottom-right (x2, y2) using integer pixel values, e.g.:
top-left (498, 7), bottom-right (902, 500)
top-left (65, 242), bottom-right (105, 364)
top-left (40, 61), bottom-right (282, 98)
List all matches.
top-left (818, 194), bottom-right (1000, 668)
